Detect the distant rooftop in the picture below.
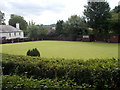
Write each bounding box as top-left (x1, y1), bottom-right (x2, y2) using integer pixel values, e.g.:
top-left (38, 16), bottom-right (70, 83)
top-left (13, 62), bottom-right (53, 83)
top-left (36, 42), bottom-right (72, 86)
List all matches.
top-left (0, 25), bottom-right (23, 33)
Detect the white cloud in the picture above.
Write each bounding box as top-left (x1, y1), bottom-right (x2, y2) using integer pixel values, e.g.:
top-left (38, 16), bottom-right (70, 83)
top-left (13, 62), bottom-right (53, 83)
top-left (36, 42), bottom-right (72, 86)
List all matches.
top-left (0, 0), bottom-right (119, 25)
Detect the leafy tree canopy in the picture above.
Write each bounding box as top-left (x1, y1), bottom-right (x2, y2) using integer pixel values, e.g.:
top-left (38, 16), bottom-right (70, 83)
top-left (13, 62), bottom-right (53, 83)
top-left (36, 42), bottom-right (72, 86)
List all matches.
top-left (9, 14), bottom-right (28, 31)
top-left (27, 25), bottom-right (39, 39)
top-left (84, 1), bottom-right (111, 35)
top-left (112, 5), bottom-right (120, 13)
top-left (0, 11), bottom-right (5, 25)
top-left (55, 20), bottom-right (64, 36)
top-left (107, 5), bottom-right (120, 34)
top-left (27, 24), bottom-right (48, 39)
top-left (63, 15), bottom-right (87, 38)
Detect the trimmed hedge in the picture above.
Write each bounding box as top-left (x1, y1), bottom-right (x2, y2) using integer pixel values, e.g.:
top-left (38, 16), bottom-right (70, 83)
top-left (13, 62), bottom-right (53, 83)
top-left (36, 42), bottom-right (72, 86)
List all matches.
top-left (2, 54), bottom-right (120, 89)
top-left (2, 75), bottom-right (82, 89)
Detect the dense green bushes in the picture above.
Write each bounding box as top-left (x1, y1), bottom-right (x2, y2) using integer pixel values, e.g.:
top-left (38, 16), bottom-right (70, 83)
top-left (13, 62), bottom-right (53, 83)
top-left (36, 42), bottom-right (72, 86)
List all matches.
top-left (2, 75), bottom-right (81, 89)
top-left (2, 54), bottom-right (120, 89)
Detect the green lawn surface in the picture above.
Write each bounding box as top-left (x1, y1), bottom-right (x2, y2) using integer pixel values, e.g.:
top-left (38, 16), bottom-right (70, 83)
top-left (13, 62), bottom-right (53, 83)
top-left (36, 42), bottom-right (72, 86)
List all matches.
top-left (0, 40), bottom-right (118, 59)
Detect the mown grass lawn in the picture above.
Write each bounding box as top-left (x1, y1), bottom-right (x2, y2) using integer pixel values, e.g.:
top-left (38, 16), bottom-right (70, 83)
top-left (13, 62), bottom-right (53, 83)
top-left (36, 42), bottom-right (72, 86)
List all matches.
top-left (0, 40), bottom-right (118, 59)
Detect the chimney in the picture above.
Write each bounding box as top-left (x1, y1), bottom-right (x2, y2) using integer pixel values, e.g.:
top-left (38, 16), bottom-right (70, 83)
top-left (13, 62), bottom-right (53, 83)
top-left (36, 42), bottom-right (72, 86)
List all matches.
top-left (16, 23), bottom-right (20, 29)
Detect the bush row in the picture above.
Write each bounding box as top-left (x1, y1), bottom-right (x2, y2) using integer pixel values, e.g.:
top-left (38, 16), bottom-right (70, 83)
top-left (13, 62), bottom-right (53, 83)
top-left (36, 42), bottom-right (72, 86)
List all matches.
top-left (2, 54), bottom-right (120, 89)
top-left (3, 75), bottom-right (84, 89)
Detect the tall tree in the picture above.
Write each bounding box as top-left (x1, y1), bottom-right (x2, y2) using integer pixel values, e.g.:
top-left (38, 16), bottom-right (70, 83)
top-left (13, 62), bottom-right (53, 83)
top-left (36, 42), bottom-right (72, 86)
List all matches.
top-left (84, 0), bottom-right (111, 35)
top-left (0, 11), bottom-right (5, 25)
top-left (109, 5), bottom-right (120, 34)
top-left (27, 24), bottom-right (48, 40)
top-left (38, 24), bottom-right (48, 39)
top-left (112, 5), bottom-right (120, 13)
top-left (27, 25), bottom-right (39, 40)
top-left (55, 20), bottom-right (64, 36)
top-left (9, 14), bottom-right (28, 35)
top-left (63, 15), bottom-right (87, 38)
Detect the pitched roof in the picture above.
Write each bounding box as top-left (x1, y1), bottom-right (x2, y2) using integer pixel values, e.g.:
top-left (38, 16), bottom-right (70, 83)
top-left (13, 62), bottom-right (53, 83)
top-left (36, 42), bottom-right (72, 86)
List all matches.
top-left (0, 25), bottom-right (23, 33)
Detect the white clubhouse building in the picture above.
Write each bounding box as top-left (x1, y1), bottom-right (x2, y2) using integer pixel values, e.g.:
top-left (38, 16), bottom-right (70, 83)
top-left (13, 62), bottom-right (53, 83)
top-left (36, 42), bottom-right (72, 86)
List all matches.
top-left (0, 23), bottom-right (24, 39)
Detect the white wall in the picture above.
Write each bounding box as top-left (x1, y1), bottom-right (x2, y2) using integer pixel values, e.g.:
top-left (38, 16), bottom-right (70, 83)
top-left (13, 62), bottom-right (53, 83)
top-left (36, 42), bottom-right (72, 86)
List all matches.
top-left (0, 31), bottom-right (24, 39)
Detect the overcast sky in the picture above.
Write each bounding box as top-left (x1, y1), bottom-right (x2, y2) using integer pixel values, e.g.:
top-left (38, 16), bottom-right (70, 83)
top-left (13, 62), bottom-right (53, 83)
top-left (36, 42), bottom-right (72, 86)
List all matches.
top-left (0, 0), bottom-right (120, 25)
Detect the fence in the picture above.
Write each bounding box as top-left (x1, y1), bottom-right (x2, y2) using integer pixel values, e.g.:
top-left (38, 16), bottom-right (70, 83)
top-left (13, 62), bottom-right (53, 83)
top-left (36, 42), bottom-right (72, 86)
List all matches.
top-left (0, 35), bottom-right (120, 44)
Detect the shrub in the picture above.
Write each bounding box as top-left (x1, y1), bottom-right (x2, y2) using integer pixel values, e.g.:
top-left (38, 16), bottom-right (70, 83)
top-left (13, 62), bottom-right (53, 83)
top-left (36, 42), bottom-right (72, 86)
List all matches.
top-left (26, 50), bottom-right (31, 56)
top-left (26, 48), bottom-right (40, 57)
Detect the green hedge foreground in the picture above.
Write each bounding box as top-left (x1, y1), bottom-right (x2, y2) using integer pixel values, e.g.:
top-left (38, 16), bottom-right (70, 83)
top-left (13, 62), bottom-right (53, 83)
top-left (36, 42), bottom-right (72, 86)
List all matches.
top-left (2, 75), bottom-right (87, 89)
top-left (1, 54), bottom-right (120, 89)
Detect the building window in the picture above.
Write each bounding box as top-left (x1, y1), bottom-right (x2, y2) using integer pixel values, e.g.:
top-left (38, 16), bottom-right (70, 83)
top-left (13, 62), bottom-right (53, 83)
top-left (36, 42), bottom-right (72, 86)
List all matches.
top-left (9, 33), bottom-right (11, 37)
top-left (19, 32), bottom-right (21, 36)
top-left (14, 32), bottom-right (16, 36)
